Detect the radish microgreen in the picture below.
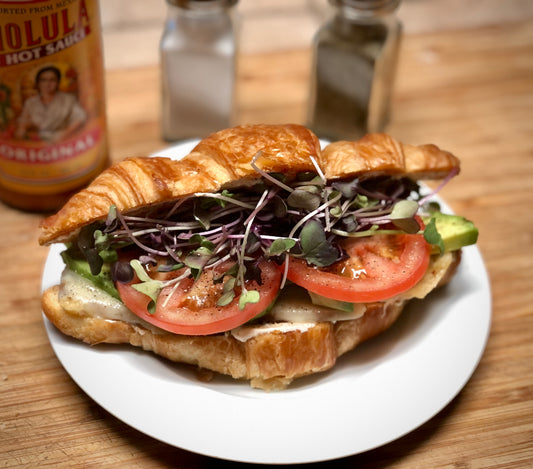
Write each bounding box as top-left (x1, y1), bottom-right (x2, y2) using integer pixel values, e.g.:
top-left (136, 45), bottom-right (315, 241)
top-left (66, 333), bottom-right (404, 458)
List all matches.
top-left (77, 165), bottom-right (460, 314)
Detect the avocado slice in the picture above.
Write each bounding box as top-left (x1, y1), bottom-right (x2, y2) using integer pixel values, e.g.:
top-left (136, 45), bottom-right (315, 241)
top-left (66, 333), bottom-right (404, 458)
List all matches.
top-left (61, 250), bottom-right (120, 299)
top-left (308, 291), bottom-right (355, 312)
top-left (423, 212), bottom-right (478, 254)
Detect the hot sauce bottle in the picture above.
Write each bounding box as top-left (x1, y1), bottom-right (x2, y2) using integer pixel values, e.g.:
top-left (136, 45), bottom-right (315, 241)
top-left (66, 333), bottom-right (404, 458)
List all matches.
top-left (0, 0), bottom-right (109, 211)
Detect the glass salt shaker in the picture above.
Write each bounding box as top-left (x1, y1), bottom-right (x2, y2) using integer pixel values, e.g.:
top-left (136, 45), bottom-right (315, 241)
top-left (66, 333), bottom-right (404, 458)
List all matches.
top-left (307, 0), bottom-right (402, 141)
top-left (160, 0), bottom-right (239, 141)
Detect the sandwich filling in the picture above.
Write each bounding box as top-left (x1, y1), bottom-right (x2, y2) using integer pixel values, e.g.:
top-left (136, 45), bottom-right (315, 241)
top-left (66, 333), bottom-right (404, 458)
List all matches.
top-left (60, 166), bottom-right (475, 337)
top-left (58, 249), bottom-right (457, 342)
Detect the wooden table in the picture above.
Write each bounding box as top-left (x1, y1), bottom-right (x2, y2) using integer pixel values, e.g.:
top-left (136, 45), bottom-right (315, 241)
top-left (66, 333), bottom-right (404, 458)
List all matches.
top-left (2, 20), bottom-right (532, 468)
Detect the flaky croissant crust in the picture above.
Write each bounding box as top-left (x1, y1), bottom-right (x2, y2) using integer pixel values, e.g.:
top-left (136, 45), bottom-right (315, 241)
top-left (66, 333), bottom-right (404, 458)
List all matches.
top-left (39, 124), bottom-right (459, 245)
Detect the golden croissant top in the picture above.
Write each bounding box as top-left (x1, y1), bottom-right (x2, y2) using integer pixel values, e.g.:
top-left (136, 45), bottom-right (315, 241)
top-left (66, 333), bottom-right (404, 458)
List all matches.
top-left (39, 124), bottom-right (459, 245)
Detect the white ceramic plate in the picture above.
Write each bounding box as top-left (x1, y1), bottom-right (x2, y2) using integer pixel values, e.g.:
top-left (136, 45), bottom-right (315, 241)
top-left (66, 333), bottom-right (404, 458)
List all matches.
top-left (41, 141), bottom-right (491, 464)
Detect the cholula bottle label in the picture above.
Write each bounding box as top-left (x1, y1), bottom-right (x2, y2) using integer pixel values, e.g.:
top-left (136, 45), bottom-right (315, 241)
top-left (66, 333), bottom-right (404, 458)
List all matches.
top-left (0, 0), bottom-right (108, 204)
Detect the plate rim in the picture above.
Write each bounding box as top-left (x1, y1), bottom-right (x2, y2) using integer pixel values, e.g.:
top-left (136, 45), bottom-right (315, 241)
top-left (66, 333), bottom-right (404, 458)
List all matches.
top-left (41, 140), bottom-right (492, 464)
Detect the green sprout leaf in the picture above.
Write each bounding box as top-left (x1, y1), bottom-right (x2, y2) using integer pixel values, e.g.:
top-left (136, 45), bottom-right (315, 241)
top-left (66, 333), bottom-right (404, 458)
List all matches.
top-left (106, 205), bottom-right (117, 226)
top-left (129, 259), bottom-right (162, 314)
top-left (391, 200), bottom-right (418, 219)
top-left (217, 277), bottom-right (237, 307)
top-left (130, 259), bottom-right (152, 282)
top-left (270, 195), bottom-right (288, 218)
top-left (189, 234), bottom-right (215, 250)
top-left (426, 201), bottom-right (441, 213)
top-left (238, 290), bottom-right (260, 310)
top-left (219, 189), bottom-right (234, 205)
top-left (268, 238), bottom-right (296, 256)
top-left (354, 194), bottom-right (372, 209)
top-left (157, 262), bottom-right (184, 273)
top-left (76, 224), bottom-right (104, 275)
top-left (193, 205), bottom-right (211, 230)
top-left (223, 277), bottom-right (236, 293)
top-left (287, 187), bottom-right (321, 211)
top-left (424, 217), bottom-right (445, 254)
top-left (217, 291), bottom-right (235, 307)
top-left (77, 223), bottom-right (97, 251)
top-left (227, 263), bottom-right (239, 277)
top-left (183, 246), bottom-right (213, 270)
top-left (390, 200), bottom-right (421, 234)
top-left (93, 229), bottom-right (118, 262)
top-left (131, 281), bottom-right (161, 314)
top-left (332, 179), bottom-right (358, 198)
top-left (93, 229), bottom-right (108, 247)
top-left (329, 205), bottom-right (343, 218)
top-left (299, 220), bottom-right (339, 267)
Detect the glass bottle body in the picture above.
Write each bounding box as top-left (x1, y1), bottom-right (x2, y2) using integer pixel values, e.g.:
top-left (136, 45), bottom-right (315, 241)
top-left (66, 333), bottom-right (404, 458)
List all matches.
top-left (161, 0), bottom-right (238, 141)
top-left (0, 0), bottom-right (109, 212)
top-left (308, 1), bottom-right (402, 141)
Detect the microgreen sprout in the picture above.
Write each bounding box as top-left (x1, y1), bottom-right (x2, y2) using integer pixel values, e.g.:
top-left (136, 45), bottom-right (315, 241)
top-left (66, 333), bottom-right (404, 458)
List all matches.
top-left (80, 163), bottom-right (455, 314)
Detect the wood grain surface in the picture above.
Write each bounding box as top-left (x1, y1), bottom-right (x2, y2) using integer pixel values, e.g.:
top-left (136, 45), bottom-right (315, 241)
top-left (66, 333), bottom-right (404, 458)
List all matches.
top-left (1, 18), bottom-right (533, 469)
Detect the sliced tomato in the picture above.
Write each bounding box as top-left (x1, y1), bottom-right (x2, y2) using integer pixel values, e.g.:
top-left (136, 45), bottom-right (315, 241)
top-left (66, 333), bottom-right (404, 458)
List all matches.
top-left (285, 233), bottom-right (430, 303)
top-left (116, 261), bottom-right (281, 336)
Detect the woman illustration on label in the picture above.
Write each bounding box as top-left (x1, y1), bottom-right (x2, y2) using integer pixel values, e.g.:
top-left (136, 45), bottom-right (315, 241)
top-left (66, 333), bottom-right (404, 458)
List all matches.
top-left (15, 65), bottom-right (87, 143)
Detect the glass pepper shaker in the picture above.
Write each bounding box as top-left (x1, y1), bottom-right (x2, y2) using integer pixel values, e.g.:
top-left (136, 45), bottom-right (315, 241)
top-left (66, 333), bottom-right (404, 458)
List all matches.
top-left (307, 0), bottom-right (402, 141)
top-left (160, 0), bottom-right (239, 141)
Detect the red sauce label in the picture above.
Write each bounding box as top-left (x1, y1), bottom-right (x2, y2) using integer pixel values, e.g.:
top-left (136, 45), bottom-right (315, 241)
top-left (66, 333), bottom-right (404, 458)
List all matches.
top-left (0, 0), bottom-right (108, 195)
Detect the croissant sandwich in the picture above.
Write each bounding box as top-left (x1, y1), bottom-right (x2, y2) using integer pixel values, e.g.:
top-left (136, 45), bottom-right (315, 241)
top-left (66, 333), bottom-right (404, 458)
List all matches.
top-left (40, 124), bottom-right (478, 390)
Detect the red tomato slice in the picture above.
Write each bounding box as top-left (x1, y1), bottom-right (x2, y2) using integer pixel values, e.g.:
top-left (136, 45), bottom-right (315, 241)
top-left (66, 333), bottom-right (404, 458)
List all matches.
top-left (116, 261), bottom-right (281, 335)
top-left (285, 234), bottom-right (430, 303)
